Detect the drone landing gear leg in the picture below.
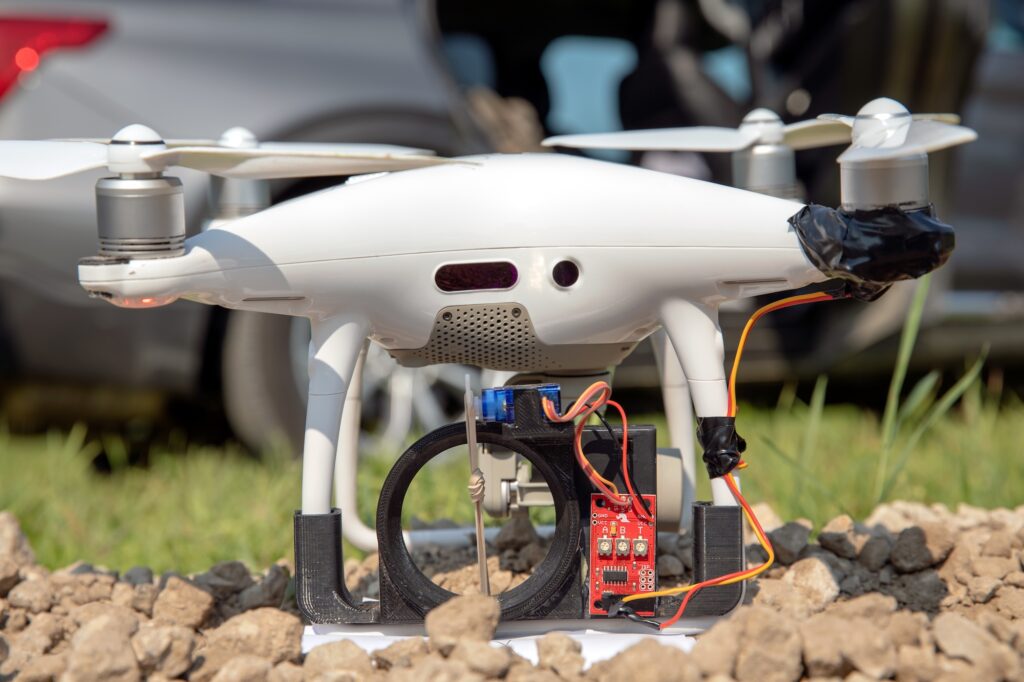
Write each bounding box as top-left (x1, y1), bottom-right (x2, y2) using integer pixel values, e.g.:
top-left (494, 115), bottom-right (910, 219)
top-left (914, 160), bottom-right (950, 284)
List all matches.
top-left (333, 341), bottom-right (379, 553)
top-left (651, 330), bottom-right (697, 532)
top-left (660, 299), bottom-right (745, 618)
top-left (295, 315), bottom-right (378, 624)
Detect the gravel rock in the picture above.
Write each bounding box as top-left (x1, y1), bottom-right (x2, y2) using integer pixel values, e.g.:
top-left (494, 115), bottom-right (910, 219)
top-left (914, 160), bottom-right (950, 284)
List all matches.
top-left (494, 513), bottom-right (540, 552)
top-left (69, 602), bottom-right (140, 636)
top-left (303, 639), bottom-right (372, 676)
top-left (591, 639), bottom-right (700, 682)
top-left (0, 558), bottom-right (19, 597)
top-left (7, 579), bottom-right (53, 614)
top-left (16, 611), bottom-right (65, 655)
top-left (891, 569), bottom-right (949, 612)
top-left (891, 524), bottom-right (954, 573)
top-left (536, 632), bottom-right (584, 677)
top-left (194, 561), bottom-right (255, 600)
top-left (691, 614), bottom-right (742, 677)
top-left (64, 614), bottom-right (140, 682)
top-left (656, 554), bottom-right (685, 578)
top-left (782, 558), bottom-right (839, 612)
top-left (122, 566), bottom-right (154, 586)
top-left (372, 637), bottom-right (428, 670)
top-left (152, 576), bottom-right (215, 628)
top-left (767, 522), bottom-right (811, 566)
top-left (735, 607), bottom-right (802, 682)
top-left (857, 533), bottom-right (893, 571)
top-left (131, 622), bottom-right (195, 677)
top-left (269, 661), bottom-right (304, 682)
top-left (0, 511), bottom-right (36, 566)
top-left (449, 640), bottom-right (514, 678)
top-left (817, 515), bottom-right (870, 559)
top-left (210, 654), bottom-right (272, 682)
top-left (424, 594), bottom-right (500, 654)
top-left (968, 575), bottom-right (1002, 603)
top-left (237, 564), bottom-right (289, 611)
top-left (932, 612), bottom-right (1021, 680)
top-left (203, 607), bottom-right (303, 665)
top-left (16, 650), bottom-right (68, 681)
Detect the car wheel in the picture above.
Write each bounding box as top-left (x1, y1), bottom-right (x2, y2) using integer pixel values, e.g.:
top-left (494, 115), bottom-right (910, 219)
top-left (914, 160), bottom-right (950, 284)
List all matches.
top-left (221, 310), bottom-right (306, 455)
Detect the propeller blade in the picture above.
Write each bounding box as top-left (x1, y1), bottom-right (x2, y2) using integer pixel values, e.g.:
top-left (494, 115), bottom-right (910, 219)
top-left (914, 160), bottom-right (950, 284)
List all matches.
top-left (0, 141), bottom-right (108, 180)
top-left (818, 112), bottom-right (960, 127)
top-left (817, 114), bottom-right (855, 126)
top-left (542, 127), bottom-right (760, 152)
top-left (838, 120), bottom-right (977, 163)
top-left (783, 119), bottom-right (852, 150)
top-left (141, 147), bottom-right (454, 179)
top-left (258, 142), bottom-right (433, 156)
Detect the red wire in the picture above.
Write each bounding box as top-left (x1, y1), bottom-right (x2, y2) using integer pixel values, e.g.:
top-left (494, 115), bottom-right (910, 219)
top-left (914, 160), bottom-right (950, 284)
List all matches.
top-left (607, 399), bottom-right (652, 523)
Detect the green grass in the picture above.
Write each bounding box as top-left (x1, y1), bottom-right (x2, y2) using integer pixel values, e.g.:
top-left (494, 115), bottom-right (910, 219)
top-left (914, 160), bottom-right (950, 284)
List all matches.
top-left (1, 387), bottom-right (1021, 573)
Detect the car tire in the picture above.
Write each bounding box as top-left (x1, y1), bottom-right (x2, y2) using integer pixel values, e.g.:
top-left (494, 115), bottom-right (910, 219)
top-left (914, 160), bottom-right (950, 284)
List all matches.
top-left (221, 310), bottom-right (306, 455)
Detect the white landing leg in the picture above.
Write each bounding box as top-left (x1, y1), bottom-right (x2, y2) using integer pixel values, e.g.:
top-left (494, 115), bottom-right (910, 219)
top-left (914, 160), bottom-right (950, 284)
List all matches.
top-left (301, 314), bottom-right (370, 515)
top-left (333, 341), bottom-right (381, 552)
top-left (651, 330), bottom-right (697, 531)
top-left (659, 299), bottom-right (738, 507)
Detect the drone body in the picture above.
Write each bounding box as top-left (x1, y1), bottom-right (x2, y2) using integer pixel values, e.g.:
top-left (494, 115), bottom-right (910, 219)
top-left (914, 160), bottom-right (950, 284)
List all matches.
top-left (0, 97), bottom-right (976, 628)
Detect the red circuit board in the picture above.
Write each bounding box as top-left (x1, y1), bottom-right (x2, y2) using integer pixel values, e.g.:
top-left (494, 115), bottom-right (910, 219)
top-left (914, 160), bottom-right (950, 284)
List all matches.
top-left (588, 493), bottom-right (657, 616)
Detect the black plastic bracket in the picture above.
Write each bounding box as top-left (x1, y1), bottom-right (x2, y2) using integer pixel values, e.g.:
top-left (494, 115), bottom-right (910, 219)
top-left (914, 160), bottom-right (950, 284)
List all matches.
top-left (686, 502), bottom-right (745, 617)
top-left (293, 509), bottom-right (379, 624)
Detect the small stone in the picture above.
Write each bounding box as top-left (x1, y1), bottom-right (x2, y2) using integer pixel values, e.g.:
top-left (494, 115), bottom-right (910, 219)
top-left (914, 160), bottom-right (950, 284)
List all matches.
top-left (449, 640), bottom-right (513, 678)
top-left (372, 637), bottom-right (428, 670)
top-left (972, 555), bottom-right (1017, 579)
top-left (932, 612), bottom-right (1020, 680)
top-left (152, 576), bottom-right (214, 628)
top-left (896, 644), bottom-right (941, 682)
top-left (750, 578), bottom-right (812, 619)
top-left (16, 611), bottom-right (65, 655)
top-left (131, 583), bottom-right (159, 616)
top-left (64, 614), bottom-right (140, 682)
top-left (828, 592), bottom-right (897, 620)
top-left (0, 558), bottom-right (19, 597)
top-left (887, 610), bottom-right (927, 648)
top-left (691, 612), bottom-right (742, 676)
top-left (657, 554), bottom-right (685, 578)
top-left (992, 586), bottom-right (1024, 619)
top-left (0, 512), bottom-right (36, 566)
top-left (304, 640), bottom-right (372, 676)
top-left (767, 523), bottom-right (810, 566)
top-left (131, 623), bottom-right (195, 677)
top-left (237, 564), bottom-right (289, 611)
top-left (967, 575), bottom-right (1001, 603)
top-left (735, 608), bottom-right (802, 682)
top-left (194, 561), bottom-right (254, 600)
top-left (269, 661), bottom-right (304, 682)
top-left (781, 558), bottom-right (839, 612)
top-left (210, 654), bottom-right (272, 682)
top-left (425, 594), bottom-right (500, 654)
top-left (857, 534), bottom-right (893, 571)
top-left (203, 607), bottom-right (303, 665)
top-left (818, 515), bottom-right (866, 559)
top-left (981, 530), bottom-right (1015, 557)
top-left (0, 634), bottom-right (8, 665)
top-left (891, 569), bottom-right (948, 612)
top-left (592, 639), bottom-right (700, 682)
top-left (494, 513), bottom-right (540, 552)
top-left (7, 579), bottom-right (52, 614)
top-left (536, 632), bottom-right (583, 677)
top-left (69, 602), bottom-right (140, 636)
top-left (890, 524), bottom-right (954, 573)
top-left (15, 651), bottom-right (67, 681)
top-left (122, 566), bottom-right (154, 586)
top-left (1005, 571), bottom-right (1024, 588)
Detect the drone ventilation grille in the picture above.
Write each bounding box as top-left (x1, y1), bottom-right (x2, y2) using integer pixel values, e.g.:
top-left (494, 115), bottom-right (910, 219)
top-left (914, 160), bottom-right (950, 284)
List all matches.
top-left (406, 303), bottom-right (556, 371)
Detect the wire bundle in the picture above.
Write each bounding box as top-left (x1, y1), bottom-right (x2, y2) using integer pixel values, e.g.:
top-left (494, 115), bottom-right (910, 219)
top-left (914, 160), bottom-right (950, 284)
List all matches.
top-left (620, 290), bottom-right (843, 629)
top-left (541, 381), bottom-right (653, 523)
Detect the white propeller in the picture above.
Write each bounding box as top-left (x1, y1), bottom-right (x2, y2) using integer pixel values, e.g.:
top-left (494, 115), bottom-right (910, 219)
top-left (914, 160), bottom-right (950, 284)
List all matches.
top-left (542, 108), bottom-right (853, 153)
top-left (822, 98), bottom-right (975, 164)
top-left (0, 124), bottom-right (452, 181)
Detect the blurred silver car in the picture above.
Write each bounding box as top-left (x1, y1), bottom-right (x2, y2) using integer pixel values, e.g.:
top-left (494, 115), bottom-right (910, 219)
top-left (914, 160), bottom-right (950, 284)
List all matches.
top-left (0, 0), bottom-right (486, 449)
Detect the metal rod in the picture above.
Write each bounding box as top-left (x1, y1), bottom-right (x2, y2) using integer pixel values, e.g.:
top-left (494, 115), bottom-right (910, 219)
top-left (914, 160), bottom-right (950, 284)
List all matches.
top-left (464, 376), bottom-right (490, 596)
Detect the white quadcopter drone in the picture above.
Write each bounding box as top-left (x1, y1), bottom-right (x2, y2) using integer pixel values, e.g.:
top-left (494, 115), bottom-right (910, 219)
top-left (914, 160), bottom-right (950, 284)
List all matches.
top-left (0, 97), bottom-right (974, 630)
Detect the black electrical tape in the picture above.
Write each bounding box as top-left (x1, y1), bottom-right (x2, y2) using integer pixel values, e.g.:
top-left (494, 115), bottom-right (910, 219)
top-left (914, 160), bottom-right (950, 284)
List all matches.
top-left (788, 204), bottom-right (954, 301)
top-left (697, 417), bottom-right (746, 479)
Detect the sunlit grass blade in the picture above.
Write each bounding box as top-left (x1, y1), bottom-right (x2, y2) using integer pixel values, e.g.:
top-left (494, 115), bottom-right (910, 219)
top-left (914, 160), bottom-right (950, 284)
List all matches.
top-left (895, 370), bottom-right (941, 433)
top-left (797, 375), bottom-right (828, 499)
top-left (878, 348), bottom-right (987, 502)
top-left (874, 275), bottom-right (931, 500)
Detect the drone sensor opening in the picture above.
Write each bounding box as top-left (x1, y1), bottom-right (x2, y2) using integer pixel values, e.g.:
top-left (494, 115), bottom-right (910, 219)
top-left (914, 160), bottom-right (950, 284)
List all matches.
top-left (552, 260), bottom-right (580, 288)
top-left (435, 261), bottom-right (518, 292)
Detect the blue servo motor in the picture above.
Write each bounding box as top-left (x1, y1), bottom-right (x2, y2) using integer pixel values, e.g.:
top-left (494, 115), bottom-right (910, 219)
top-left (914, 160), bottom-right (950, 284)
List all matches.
top-left (479, 383), bottom-right (562, 424)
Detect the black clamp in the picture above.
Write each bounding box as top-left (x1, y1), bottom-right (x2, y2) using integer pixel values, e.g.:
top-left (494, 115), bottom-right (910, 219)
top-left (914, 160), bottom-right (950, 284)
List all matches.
top-left (697, 417), bottom-right (746, 479)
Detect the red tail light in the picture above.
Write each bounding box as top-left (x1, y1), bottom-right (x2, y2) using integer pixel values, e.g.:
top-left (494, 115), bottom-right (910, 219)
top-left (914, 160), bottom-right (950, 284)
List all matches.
top-left (0, 17), bottom-right (108, 101)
